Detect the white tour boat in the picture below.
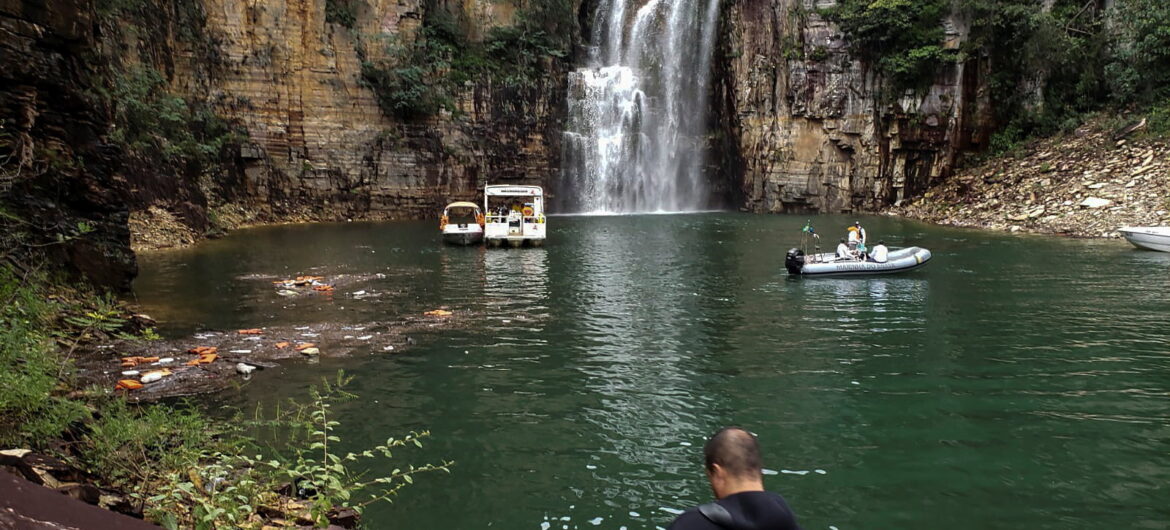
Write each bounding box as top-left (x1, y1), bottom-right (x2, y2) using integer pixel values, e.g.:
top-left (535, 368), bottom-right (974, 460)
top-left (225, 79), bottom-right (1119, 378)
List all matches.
top-left (1118, 226), bottom-right (1170, 252)
top-left (440, 201), bottom-right (485, 246)
top-left (483, 185), bottom-right (547, 248)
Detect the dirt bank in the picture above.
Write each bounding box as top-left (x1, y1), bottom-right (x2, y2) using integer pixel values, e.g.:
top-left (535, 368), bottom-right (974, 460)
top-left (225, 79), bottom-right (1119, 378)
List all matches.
top-left (888, 122), bottom-right (1170, 237)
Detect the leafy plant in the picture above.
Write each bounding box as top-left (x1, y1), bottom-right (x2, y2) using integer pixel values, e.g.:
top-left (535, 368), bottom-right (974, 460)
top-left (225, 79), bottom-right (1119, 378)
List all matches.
top-left (140, 372), bottom-right (451, 529)
top-left (280, 372), bottom-right (453, 526)
top-left (0, 265), bottom-right (91, 446)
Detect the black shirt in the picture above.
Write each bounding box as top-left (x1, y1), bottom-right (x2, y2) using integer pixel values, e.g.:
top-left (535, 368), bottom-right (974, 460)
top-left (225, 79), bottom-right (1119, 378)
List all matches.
top-left (668, 491), bottom-right (802, 530)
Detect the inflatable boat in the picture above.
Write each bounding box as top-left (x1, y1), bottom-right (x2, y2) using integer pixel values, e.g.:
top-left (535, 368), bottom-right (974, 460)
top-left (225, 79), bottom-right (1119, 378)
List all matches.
top-left (785, 246), bottom-right (932, 277)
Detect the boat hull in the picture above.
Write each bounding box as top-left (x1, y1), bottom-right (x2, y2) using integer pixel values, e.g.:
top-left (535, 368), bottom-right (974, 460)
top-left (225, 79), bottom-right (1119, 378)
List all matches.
top-left (442, 230), bottom-right (484, 246)
top-left (486, 236), bottom-right (546, 248)
top-left (1119, 227), bottom-right (1170, 252)
top-left (786, 247), bottom-right (932, 277)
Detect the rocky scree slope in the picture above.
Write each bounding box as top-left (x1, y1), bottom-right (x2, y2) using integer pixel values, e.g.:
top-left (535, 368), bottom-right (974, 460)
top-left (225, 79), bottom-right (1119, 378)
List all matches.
top-left (890, 123), bottom-right (1170, 237)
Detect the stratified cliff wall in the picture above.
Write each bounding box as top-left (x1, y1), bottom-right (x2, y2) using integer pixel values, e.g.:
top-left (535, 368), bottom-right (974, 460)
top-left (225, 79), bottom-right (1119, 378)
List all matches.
top-left (0, 0), bottom-right (136, 288)
top-left (718, 0), bottom-right (992, 214)
top-left (183, 0), bottom-right (566, 221)
top-left (3, 0), bottom-right (1008, 289)
top-left (1, 0), bottom-right (574, 288)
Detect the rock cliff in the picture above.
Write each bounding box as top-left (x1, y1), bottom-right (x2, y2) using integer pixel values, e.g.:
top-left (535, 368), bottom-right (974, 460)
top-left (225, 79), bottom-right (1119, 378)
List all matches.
top-left (182, 0), bottom-right (567, 222)
top-left (3, 0), bottom-right (1074, 290)
top-left (717, 0), bottom-right (992, 214)
top-left (1, 0), bottom-right (575, 288)
top-left (0, 0), bottom-right (136, 288)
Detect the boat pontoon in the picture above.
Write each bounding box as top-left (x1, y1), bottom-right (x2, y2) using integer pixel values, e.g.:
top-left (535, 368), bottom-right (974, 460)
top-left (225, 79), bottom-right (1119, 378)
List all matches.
top-left (786, 247), bottom-right (932, 277)
top-left (483, 185), bottom-right (547, 248)
top-left (440, 201), bottom-right (485, 246)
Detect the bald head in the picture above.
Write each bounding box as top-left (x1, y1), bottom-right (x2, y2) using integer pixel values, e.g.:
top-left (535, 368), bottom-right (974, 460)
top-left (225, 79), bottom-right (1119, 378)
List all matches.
top-left (703, 427), bottom-right (763, 480)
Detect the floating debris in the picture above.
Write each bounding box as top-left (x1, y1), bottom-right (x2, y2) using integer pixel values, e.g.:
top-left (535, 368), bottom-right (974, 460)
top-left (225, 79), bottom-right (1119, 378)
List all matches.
top-left (140, 369), bottom-right (172, 383)
top-left (237, 328), bottom-right (263, 335)
top-left (120, 356), bottom-right (159, 368)
top-left (424, 309), bottom-right (453, 317)
top-left (115, 380), bottom-right (143, 391)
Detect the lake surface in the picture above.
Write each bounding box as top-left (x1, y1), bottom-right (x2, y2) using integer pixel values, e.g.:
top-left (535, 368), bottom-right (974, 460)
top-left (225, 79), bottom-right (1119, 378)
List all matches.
top-left (133, 213), bottom-right (1170, 529)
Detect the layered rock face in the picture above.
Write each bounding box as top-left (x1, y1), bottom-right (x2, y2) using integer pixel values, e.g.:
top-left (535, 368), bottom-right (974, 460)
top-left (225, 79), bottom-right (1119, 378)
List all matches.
top-left (0, 0), bottom-right (136, 288)
top-left (2, 0), bottom-right (571, 288)
top-left (184, 0), bottom-right (564, 221)
top-left (718, 0), bottom-right (991, 214)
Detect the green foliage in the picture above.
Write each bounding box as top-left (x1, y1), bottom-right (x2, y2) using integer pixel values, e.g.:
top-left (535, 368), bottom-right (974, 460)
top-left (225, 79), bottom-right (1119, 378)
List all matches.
top-left (808, 45), bottom-right (831, 62)
top-left (74, 398), bottom-right (218, 489)
top-left (107, 66), bottom-right (243, 168)
top-left (1147, 99), bottom-right (1170, 138)
top-left (0, 265), bottom-right (91, 446)
top-left (278, 372), bottom-right (453, 526)
top-left (1105, 0), bottom-right (1170, 108)
top-left (360, 1), bottom-right (568, 120)
top-left (325, 0), bottom-right (358, 29)
top-left (826, 0), bottom-right (1170, 142)
top-left (145, 372), bottom-right (452, 529)
top-left (822, 0), bottom-right (955, 89)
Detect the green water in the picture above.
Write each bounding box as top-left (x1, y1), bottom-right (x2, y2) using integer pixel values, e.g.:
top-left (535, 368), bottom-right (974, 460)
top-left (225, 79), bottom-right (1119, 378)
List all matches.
top-left (133, 213), bottom-right (1170, 529)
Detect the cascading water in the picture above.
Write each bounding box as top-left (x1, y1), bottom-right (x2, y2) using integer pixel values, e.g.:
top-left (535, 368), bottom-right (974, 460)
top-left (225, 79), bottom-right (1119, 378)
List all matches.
top-left (561, 0), bottom-right (721, 214)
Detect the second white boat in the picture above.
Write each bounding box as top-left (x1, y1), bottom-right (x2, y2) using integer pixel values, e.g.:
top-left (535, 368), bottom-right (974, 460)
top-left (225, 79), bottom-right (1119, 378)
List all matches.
top-left (1118, 226), bottom-right (1170, 252)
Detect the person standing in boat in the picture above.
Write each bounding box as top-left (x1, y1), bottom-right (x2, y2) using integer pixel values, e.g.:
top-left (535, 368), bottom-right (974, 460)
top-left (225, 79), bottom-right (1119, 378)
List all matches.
top-left (869, 240), bottom-right (889, 263)
top-left (851, 221), bottom-right (868, 256)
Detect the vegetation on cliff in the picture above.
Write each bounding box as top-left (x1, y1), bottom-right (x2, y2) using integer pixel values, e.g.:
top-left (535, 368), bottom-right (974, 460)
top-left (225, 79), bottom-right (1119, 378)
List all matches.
top-left (358, 0), bottom-right (572, 120)
top-left (824, 0), bottom-right (1170, 145)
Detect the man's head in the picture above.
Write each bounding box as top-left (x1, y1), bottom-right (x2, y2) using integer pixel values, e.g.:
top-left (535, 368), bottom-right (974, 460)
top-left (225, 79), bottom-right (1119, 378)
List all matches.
top-left (854, 221), bottom-right (861, 227)
top-left (839, 238), bottom-right (846, 244)
top-left (878, 240), bottom-right (886, 245)
top-left (703, 427), bottom-right (765, 499)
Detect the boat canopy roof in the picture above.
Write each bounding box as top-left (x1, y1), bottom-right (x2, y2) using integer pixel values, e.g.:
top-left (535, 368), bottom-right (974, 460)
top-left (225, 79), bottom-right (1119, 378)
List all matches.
top-left (444, 201), bottom-right (481, 211)
top-left (485, 185), bottom-right (543, 197)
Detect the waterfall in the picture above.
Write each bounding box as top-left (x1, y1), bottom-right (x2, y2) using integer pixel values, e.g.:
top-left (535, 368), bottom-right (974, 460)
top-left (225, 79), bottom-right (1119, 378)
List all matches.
top-left (561, 0), bottom-right (722, 214)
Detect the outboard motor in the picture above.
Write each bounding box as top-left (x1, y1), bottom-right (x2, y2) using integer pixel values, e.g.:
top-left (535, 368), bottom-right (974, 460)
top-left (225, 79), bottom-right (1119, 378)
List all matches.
top-left (785, 248), bottom-right (805, 275)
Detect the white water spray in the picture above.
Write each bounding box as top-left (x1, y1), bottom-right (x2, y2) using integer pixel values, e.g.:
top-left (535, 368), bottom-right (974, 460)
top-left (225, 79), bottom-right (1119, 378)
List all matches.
top-left (562, 0), bottom-right (721, 214)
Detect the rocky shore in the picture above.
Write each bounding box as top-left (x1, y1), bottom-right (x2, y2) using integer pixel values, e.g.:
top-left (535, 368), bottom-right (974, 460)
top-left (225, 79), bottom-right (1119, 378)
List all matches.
top-left (889, 122), bottom-right (1170, 237)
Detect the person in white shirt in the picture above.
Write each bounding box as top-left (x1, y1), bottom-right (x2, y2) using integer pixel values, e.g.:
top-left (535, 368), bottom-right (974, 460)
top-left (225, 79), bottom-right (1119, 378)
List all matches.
top-left (869, 241), bottom-right (889, 263)
top-left (836, 238), bottom-right (853, 260)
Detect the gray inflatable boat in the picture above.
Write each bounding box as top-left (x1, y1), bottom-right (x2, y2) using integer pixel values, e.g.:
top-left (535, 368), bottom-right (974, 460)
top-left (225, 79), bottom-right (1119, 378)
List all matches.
top-left (785, 246), bottom-right (932, 277)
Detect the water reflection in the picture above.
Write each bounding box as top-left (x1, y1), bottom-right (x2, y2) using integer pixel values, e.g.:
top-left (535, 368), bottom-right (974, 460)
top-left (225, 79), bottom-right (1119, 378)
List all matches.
top-left (483, 248), bottom-right (551, 330)
top-left (561, 216), bottom-right (716, 513)
top-left (794, 277), bottom-right (929, 337)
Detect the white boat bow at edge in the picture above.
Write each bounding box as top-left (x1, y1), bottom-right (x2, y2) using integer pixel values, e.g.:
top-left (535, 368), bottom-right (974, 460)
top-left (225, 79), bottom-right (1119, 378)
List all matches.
top-left (1118, 226), bottom-right (1170, 253)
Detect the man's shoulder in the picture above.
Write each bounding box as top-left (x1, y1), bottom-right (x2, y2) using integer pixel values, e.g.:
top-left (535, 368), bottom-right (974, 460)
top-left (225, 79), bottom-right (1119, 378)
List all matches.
top-left (667, 509), bottom-right (722, 530)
